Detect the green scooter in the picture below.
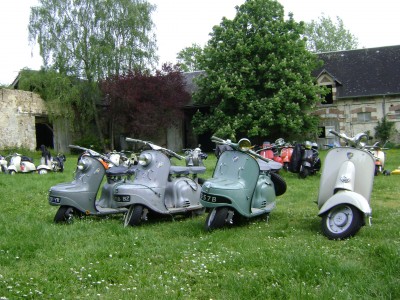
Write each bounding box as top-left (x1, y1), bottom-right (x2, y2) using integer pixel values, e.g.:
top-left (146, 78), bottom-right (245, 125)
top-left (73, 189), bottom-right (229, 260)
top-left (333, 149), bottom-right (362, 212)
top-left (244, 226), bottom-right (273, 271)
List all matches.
top-left (200, 137), bottom-right (287, 231)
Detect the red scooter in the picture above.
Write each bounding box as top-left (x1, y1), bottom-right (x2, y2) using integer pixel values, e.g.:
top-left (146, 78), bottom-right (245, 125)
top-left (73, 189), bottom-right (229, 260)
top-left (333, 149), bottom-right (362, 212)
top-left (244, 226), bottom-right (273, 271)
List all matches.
top-left (257, 141), bottom-right (283, 165)
top-left (275, 138), bottom-right (293, 171)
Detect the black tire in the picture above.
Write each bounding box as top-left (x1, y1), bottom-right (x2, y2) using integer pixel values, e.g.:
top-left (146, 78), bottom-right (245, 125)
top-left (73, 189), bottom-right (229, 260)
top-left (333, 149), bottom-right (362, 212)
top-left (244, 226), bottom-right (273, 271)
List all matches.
top-left (299, 166), bottom-right (309, 178)
top-left (204, 207), bottom-right (229, 231)
top-left (124, 205), bottom-right (144, 227)
top-left (321, 204), bottom-right (364, 240)
top-left (54, 206), bottom-right (75, 224)
top-left (270, 172), bottom-right (287, 196)
top-left (283, 162), bottom-right (289, 172)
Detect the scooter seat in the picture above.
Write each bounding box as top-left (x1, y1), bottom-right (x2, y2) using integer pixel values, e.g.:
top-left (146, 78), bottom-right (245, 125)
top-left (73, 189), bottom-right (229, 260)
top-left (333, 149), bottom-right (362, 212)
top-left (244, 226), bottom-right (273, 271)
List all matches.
top-left (169, 166), bottom-right (190, 175)
top-left (257, 159), bottom-right (282, 172)
top-left (106, 165), bottom-right (137, 176)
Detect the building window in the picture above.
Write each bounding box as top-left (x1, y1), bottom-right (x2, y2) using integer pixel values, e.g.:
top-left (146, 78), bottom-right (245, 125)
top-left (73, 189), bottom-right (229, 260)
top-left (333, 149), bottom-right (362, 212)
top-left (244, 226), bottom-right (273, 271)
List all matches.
top-left (395, 110), bottom-right (400, 119)
top-left (357, 112), bottom-right (371, 122)
top-left (322, 85), bottom-right (333, 105)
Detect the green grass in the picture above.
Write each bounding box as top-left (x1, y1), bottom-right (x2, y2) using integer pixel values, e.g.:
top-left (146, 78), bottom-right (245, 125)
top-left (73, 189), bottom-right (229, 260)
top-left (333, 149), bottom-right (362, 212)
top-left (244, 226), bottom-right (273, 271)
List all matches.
top-left (0, 150), bottom-right (399, 299)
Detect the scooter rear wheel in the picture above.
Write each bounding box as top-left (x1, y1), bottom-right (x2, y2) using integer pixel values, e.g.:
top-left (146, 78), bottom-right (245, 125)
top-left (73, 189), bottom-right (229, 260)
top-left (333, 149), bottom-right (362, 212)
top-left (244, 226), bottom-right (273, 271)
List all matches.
top-left (204, 207), bottom-right (229, 231)
top-left (321, 204), bottom-right (363, 240)
top-left (124, 205), bottom-right (144, 227)
top-left (270, 172), bottom-right (287, 196)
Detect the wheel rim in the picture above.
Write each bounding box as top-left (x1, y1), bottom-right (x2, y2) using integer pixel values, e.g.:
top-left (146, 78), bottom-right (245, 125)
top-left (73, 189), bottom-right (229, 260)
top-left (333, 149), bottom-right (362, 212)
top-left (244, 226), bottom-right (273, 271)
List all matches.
top-left (206, 208), bottom-right (217, 228)
top-left (326, 205), bottom-right (353, 234)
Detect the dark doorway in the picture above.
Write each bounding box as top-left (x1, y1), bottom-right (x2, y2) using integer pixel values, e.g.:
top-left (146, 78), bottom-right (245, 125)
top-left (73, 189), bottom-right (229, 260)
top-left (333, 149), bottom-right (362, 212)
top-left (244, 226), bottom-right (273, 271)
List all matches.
top-left (35, 118), bottom-right (54, 149)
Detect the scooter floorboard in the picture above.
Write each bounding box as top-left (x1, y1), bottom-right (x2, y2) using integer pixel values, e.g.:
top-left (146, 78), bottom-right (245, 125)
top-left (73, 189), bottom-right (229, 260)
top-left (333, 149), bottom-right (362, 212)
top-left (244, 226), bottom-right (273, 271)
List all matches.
top-left (94, 206), bottom-right (128, 215)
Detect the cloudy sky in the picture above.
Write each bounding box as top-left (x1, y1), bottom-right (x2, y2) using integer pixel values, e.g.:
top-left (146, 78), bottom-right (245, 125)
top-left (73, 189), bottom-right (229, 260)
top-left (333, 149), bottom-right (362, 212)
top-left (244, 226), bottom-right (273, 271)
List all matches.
top-left (1, 0), bottom-right (399, 85)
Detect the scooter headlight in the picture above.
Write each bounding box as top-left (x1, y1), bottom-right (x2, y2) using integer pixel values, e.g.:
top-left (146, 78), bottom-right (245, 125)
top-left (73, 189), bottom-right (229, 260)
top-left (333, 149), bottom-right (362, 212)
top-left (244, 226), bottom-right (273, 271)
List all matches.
top-left (77, 157), bottom-right (90, 171)
top-left (138, 153), bottom-right (152, 166)
top-left (238, 138), bottom-right (252, 152)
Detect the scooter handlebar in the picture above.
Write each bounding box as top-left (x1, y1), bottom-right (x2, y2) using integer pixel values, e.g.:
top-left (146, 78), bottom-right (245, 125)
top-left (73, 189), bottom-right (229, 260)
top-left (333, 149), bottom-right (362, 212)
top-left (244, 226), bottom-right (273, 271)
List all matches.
top-left (329, 130), bottom-right (368, 148)
top-left (211, 136), bottom-right (226, 144)
top-left (69, 145), bottom-right (112, 164)
top-left (126, 138), bottom-right (183, 160)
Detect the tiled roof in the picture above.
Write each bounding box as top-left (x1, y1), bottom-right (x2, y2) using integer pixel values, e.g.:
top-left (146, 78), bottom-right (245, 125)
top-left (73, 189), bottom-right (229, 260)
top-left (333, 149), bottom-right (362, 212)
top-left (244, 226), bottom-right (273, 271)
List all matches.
top-left (314, 45), bottom-right (400, 98)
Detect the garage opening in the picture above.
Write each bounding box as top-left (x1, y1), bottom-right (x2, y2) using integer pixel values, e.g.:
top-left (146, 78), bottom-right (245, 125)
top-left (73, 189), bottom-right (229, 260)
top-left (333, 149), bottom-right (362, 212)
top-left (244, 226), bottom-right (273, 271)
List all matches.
top-left (35, 117), bottom-right (54, 149)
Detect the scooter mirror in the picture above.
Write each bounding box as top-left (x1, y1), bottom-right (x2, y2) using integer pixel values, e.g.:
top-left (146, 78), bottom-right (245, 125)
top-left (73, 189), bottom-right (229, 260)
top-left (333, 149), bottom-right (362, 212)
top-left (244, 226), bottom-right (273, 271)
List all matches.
top-left (238, 138), bottom-right (252, 152)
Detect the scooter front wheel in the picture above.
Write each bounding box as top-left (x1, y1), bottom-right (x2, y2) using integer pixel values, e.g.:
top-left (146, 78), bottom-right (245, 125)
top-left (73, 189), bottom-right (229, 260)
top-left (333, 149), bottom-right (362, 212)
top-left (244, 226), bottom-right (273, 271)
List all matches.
top-left (38, 169), bottom-right (48, 175)
top-left (321, 204), bottom-right (363, 240)
top-left (124, 205), bottom-right (144, 227)
top-left (299, 166), bottom-right (309, 178)
top-left (54, 205), bottom-right (75, 224)
top-left (205, 207), bottom-right (229, 231)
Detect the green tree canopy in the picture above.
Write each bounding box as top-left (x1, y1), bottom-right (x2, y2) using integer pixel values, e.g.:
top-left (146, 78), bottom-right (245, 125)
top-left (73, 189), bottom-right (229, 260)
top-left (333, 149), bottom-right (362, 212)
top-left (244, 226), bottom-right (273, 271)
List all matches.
top-left (304, 15), bottom-right (359, 53)
top-left (17, 68), bottom-right (93, 135)
top-left (192, 0), bottom-right (325, 141)
top-left (28, 0), bottom-right (157, 149)
top-left (176, 43), bottom-right (203, 72)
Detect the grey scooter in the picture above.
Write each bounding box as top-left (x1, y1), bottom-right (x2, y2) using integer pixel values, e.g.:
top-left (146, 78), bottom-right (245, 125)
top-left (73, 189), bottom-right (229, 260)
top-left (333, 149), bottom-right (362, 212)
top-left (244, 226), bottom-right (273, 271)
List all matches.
top-left (114, 138), bottom-right (206, 227)
top-left (48, 145), bottom-right (136, 223)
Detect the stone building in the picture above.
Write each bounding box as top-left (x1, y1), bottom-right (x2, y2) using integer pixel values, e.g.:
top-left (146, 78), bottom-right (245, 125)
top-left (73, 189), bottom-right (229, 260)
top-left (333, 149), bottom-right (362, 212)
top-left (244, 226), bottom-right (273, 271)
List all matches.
top-left (0, 88), bottom-right (70, 152)
top-left (313, 45), bottom-right (400, 146)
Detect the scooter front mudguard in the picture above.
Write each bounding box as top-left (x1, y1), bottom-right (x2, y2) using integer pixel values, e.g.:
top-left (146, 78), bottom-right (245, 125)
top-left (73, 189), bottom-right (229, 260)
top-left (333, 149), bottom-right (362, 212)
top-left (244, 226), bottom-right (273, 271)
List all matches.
top-left (318, 190), bottom-right (372, 216)
top-left (49, 182), bottom-right (99, 213)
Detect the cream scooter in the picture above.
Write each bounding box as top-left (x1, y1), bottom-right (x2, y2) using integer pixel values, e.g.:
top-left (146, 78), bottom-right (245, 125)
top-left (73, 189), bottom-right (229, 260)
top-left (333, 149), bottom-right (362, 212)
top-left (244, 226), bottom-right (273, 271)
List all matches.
top-left (7, 153), bottom-right (37, 175)
top-left (317, 130), bottom-right (375, 239)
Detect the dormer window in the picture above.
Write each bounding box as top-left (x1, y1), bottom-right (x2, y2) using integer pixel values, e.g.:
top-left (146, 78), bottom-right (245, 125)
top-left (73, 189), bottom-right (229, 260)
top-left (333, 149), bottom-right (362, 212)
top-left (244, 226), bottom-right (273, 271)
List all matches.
top-left (316, 71), bottom-right (338, 105)
top-left (322, 85), bottom-right (333, 105)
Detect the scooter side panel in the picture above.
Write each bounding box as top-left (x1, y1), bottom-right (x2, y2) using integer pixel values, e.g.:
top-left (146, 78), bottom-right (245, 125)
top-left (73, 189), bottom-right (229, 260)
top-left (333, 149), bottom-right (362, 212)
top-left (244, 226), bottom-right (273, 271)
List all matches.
top-left (318, 190), bottom-right (372, 216)
top-left (164, 178), bottom-right (202, 209)
top-left (113, 183), bottom-right (167, 213)
top-left (318, 148), bottom-right (375, 207)
top-left (251, 174), bottom-right (276, 212)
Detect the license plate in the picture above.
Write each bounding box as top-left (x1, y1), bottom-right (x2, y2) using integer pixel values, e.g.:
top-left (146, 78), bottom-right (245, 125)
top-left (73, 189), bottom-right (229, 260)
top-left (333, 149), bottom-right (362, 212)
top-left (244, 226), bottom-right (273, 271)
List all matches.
top-left (114, 195), bottom-right (131, 202)
top-left (49, 196), bottom-right (61, 204)
top-left (200, 192), bottom-right (231, 204)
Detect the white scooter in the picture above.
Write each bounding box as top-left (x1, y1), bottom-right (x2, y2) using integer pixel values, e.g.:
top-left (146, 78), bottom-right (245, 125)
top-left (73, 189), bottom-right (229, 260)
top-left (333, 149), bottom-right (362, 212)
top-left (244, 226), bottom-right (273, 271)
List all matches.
top-left (7, 153), bottom-right (37, 175)
top-left (317, 130), bottom-right (375, 240)
top-left (0, 155), bottom-right (8, 173)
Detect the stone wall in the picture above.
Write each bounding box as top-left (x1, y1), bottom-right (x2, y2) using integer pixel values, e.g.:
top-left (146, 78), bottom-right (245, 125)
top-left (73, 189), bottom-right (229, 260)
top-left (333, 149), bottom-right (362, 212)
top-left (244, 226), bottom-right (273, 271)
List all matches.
top-left (0, 88), bottom-right (48, 150)
top-left (315, 95), bottom-right (400, 145)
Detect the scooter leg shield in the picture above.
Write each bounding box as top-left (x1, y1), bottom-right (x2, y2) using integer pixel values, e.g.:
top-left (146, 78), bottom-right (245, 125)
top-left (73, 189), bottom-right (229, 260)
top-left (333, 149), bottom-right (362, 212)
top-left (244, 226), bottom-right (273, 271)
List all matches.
top-left (318, 190), bottom-right (371, 216)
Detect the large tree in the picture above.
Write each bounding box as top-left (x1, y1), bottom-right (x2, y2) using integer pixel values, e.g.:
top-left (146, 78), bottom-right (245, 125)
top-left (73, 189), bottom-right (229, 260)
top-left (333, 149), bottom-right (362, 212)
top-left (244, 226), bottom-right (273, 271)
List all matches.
top-left (192, 0), bottom-right (325, 141)
top-left (176, 43), bottom-right (203, 72)
top-left (304, 15), bottom-right (359, 53)
top-left (28, 0), bottom-right (157, 149)
top-left (100, 64), bottom-right (191, 148)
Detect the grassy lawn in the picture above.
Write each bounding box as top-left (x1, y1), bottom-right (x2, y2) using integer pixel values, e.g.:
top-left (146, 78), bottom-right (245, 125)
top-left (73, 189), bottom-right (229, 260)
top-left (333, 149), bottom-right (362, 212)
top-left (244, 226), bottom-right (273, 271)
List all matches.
top-left (0, 148), bottom-right (399, 299)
